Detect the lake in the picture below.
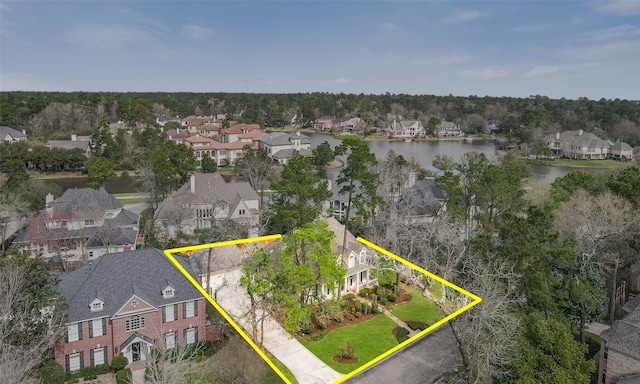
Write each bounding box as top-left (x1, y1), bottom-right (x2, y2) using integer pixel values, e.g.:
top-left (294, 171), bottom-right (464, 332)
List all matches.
top-left (43, 134), bottom-right (611, 193)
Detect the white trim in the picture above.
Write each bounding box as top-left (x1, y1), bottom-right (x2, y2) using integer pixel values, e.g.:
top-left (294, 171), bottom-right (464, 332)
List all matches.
top-left (112, 295), bottom-right (156, 318)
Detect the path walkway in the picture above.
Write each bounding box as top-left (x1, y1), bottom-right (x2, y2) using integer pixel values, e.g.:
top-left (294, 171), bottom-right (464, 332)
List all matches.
top-left (127, 361), bottom-right (146, 384)
top-left (215, 269), bottom-right (343, 384)
top-left (359, 297), bottom-right (420, 337)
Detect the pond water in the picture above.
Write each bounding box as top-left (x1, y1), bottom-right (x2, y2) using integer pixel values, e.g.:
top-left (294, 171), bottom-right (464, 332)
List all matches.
top-left (43, 134), bottom-right (615, 193)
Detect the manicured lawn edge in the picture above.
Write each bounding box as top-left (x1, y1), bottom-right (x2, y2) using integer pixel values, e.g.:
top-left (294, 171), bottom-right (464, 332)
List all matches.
top-left (391, 285), bottom-right (444, 325)
top-left (298, 315), bottom-right (398, 374)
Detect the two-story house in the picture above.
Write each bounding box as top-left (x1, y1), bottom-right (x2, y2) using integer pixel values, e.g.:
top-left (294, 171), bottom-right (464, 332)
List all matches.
top-left (253, 131), bottom-right (312, 164)
top-left (183, 134), bottom-right (247, 166)
top-left (154, 173), bottom-right (260, 238)
top-left (0, 126), bottom-right (27, 142)
top-left (436, 121), bottom-right (463, 137)
top-left (219, 124), bottom-right (262, 143)
top-left (17, 187), bottom-right (139, 268)
top-left (55, 248), bottom-right (207, 372)
top-left (313, 116), bottom-right (335, 130)
top-left (387, 120), bottom-right (425, 139)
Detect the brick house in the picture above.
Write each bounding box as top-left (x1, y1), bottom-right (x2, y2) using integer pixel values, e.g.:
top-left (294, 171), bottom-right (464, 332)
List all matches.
top-left (598, 296), bottom-right (640, 383)
top-left (55, 248), bottom-right (207, 372)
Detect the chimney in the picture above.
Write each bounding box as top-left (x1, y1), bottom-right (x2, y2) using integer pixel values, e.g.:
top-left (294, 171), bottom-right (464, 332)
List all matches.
top-left (296, 131), bottom-right (300, 136)
top-left (556, 132), bottom-right (560, 140)
top-left (578, 129), bottom-right (583, 136)
top-left (71, 134), bottom-right (77, 141)
top-left (190, 174), bottom-right (196, 193)
top-left (45, 193), bottom-right (54, 205)
top-left (22, 129), bottom-right (26, 135)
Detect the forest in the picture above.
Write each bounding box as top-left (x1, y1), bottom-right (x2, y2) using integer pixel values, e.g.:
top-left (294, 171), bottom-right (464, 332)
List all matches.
top-left (1, 91), bottom-right (639, 146)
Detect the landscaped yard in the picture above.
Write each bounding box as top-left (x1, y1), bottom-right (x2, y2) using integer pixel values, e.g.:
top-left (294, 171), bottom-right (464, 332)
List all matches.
top-left (298, 315), bottom-right (399, 374)
top-left (391, 285), bottom-right (444, 326)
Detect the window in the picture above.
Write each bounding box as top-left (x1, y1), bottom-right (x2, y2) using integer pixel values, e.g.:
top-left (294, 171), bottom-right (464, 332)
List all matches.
top-left (89, 318), bottom-right (106, 338)
top-left (65, 352), bottom-right (83, 372)
top-left (359, 271), bottom-right (367, 284)
top-left (239, 209), bottom-right (245, 215)
top-left (604, 346), bottom-right (608, 359)
top-left (89, 251), bottom-right (94, 259)
top-left (601, 369), bottom-right (606, 384)
top-left (183, 300), bottom-right (198, 318)
top-left (90, 347), bottom-right (107, 366)
top-left (84, 219), bottom-right (95, 226)
top-left (348, 254), bottom-right (355, 268)
top-left (184, 327), bottom-right (198, 345)
top-left (163, 287), bottom-right (175, 299)
top-left (359, 250), bottom-right (366, 264)
top-left (164, 332), bottom-right (177, 349)
top-left (163, 304), bottom-right (178, 323)
top-left (67, 323), bottom-right (82, 342)
top-left (125, 315), bottom-right (144, 331)
top-left (90, 299), bottom-right (103, 312)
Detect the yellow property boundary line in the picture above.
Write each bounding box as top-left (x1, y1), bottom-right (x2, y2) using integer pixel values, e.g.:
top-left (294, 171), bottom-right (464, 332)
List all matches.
top-left (163, 234), bottom-right (482, 384)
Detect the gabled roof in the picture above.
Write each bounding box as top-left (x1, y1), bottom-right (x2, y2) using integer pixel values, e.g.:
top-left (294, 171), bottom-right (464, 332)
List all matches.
top-left (612, 141), bottom-right (633, 151)
top-left (221, 124), bottom-right (261, 135)
top-left (57, 248), bottom-right (201, 322)
top-left (86, 227), bottom-right (138, 248)
top-left (49, 187), bottom-right (122, 218)
top-left (398, 178), bottom-right (446, 216)
top-left (324, 217), bottom-right (361, 264)
top-left (110, 209), bottom-right (139, 227)
top-left (253, 132), bottom-right (311, 147)
top-left (0, 126), bottom-right (26, 138)
top-left (155, 173), bottom-right (258, 221)
top-left (601, 303), bottom-right (640, 360)
top-left (271, 148), bottom-right (313, 159)
top-left (47, 140), bottom-right (90, 151)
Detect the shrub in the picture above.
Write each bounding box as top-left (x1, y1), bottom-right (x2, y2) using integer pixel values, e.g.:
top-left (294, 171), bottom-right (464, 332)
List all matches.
top-left (376, 288), bottom-right (387, 303)
top-left (396, 327), bottom-right (410, 343)
top-left (68, 379), bottom-right (79, 384)
top-left (311, 332), bottom-right (326, 341)
top-left (354, 312), bottom-right (361, 318)
top-left (371, 302), bottom-right (379, 314)
top-left (110, 355), bottom-right (129, 371)
top-left (337, 339), bottom-right (356, 359)
top-left (300, 318), bottom-right (314, 335)
top-left (39, 360), bottom-right (66, 384)
top-left (83, 374), bottom-right (97, 381)
top-left (343, 293), bottom-right (356, 302)
top-left (407, 322), bottom-right (427, 331)
top-left (358, 287), bottom-right (371, 297)
top-left (354, 301), bottom-right (363, 313)
top-left (388, 293), bottom-right (397, 302)
top-left (362, 304), bottom-right (369, 315)
top-left (338, 298), bottom-right (350, 310)
top-left (116, 368), bottom-right (132, 384)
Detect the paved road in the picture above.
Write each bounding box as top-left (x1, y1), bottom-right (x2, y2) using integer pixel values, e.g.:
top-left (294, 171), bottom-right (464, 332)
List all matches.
top-left (346, 325), bottom-right (461, 384)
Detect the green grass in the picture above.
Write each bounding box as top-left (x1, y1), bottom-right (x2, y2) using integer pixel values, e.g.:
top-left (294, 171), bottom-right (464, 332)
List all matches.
top-left (520, 157), bottom-right (628, 168)
top-left (391, 286), bottom-right (444, 325)
top-left (430, 281), bottom-right (443, 301)
top-left (298, 315), bottom-right (398, 374)
top-left (116, 197), bottom-right (148, 204)
top-left (263, 352), bottom-right (298, 384)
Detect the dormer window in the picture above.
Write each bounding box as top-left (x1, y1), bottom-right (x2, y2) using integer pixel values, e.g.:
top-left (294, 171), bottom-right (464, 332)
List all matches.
top-left (90, 298), bottom-right (104, 312)
top-left (163, 286), bottom-right (175, 299)
top-left (359, 250), bottom-right (366, 264)
top-left (348, 253), bottom-right (355, 268)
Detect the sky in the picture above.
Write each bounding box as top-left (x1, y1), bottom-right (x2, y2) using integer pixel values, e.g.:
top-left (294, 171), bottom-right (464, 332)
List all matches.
top-left (1, 1), bottom-right (639, 100)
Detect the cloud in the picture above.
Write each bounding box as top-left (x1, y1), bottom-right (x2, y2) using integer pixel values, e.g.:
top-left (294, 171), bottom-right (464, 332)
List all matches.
top-left (0, 72), bottom-right (66, 92)
top-left (445, 10), bottom-right (488, 23)
top-left (524, 65), bottom-right (561, 77)
top-left (510, 24), bottom-right (549, 33)
top-left (560, 39), bottom-right (640, 61)
top-left (381, 22), bottom-right (399, 32)
top-left (182, 24), bottom-right (214, 40)
top-left (583, 24), bottom-right (640, 42)
top-left (334, 78), bottom-right (349, 84)
top-left (594, 0), bottom-right (640, 16)
top-left (0, 3), bottom-right (9, 11)
top-left (462, 68), bottom-right (509, 79)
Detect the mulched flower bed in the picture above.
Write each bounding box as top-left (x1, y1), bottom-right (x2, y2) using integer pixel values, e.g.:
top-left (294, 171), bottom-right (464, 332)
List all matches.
top-left (333, 355), bottom-right (358, 364)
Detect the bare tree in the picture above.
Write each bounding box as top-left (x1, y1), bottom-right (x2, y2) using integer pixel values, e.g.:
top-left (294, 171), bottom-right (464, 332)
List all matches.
top-left (0, 189), bottom-right (30, 251)
top-left (144, 327), bottom-right (204, 384)
top-left (0, 254), bottom-right (64, 384)
top-left (554, 190), bottom-right (639, 340)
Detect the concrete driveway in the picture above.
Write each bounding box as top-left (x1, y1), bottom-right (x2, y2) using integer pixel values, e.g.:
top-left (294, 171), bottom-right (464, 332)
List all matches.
top-left (214, 268), bottom-right (343, 384)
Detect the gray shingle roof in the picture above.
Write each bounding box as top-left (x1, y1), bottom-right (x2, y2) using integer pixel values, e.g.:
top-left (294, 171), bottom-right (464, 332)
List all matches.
top-left (155, 173), bottom-right (258, 221)
top-left (398, 178), bottom-right (446, 216)
top-left (601, 304), bottom-right (640, 360)
top-left (110, 209), bottom-right (139, 227)
top-left (271, 148), bottom-right (312, 159)
top-left (48, 187), bottom-right (122, 219)
top-left (57, 248), bottom-right (201, 322)
top-left (86, 227), bottom-right (138, 247)
top-left (47, 140), bottom-right (91, 151)
top-left (0, 126), bottom-right (26, 139)
top-left (254, 132), bottom-right (311, 146)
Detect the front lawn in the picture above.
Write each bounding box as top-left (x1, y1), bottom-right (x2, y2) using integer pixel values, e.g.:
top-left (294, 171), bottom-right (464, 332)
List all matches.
top-left (391, 285), bottom-right (444, 326)
top-left (298, 315), bottom-right (398, 374)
